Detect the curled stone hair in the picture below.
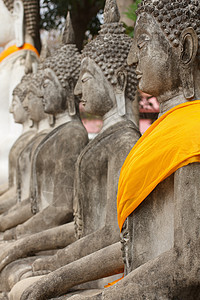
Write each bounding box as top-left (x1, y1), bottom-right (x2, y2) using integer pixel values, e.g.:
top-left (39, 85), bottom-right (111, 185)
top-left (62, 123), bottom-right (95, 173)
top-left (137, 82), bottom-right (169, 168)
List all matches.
top-left (82, 0), bottom-right (138, 102)
top-left (3, 0), bottom-right (39, 39)
top-left (12, 73), bottom-right (33, 102)
top-left (137, 0), bottom-right (200, 65)
top-left (38, 44), bottom-right (81, 93)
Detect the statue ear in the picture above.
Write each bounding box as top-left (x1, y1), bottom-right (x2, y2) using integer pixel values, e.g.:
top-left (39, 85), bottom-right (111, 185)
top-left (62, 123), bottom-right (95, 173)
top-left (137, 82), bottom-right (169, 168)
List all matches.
top-left (115, 69), bottom-right (127, 116)
top-left (179, 28), bottom-right (198, 100)
top-left (67, 78), bottom-right (76, 116)
top-left (13, 0), bottom-right (24, 47)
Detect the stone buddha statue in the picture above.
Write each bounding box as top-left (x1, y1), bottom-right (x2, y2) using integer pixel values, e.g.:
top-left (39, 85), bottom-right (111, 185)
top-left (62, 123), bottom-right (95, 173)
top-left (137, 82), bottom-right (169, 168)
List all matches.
top-left (5, 0), bottom-right (140, 298)
top-left (0, 77), bottom-right (37, 206)
top-left (0, 16), bottom-right (88, 293)
top-left (85, 0), bottom-right (200, 299)
top-left (0, 73), bottom-right (51, 231)
top-left (0, 0), bottom-right (40, 185)
top-left (3, 17), bottom-right (88, 240)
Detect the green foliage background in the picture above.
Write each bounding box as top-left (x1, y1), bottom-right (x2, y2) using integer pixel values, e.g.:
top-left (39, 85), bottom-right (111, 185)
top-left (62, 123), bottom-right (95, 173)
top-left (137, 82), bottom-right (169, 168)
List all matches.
top-left (124, 0), bottom-right (142, 37)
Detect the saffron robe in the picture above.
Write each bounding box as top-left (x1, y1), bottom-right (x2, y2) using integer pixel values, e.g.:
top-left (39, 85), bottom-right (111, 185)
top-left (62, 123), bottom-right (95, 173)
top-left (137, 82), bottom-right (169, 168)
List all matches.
top-left (117, 100), bottom-right (200, 231)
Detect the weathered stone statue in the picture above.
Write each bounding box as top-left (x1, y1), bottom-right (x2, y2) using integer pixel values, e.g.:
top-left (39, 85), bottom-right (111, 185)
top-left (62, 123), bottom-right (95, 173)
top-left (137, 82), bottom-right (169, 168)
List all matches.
top-left (0, 16), bottom-right (88, 293)
top-left (0, 73), bottom-right (51, 230)
top-left (6, 1), bottom-right (140, 298)
top-left (3, 17), bottom-right (88, 240)
top-left (83, 0), bottom-right (200, 299)
top-left (0, 0), bottom-right (40, 184)
top-left (0, 78), bottom-right (37, 207)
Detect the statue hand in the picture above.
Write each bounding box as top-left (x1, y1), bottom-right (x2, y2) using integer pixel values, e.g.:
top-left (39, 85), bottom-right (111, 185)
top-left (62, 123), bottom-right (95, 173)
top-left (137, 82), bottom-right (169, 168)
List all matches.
top-left (3, 227), bottom-right (16, 240)
top-left (32, 256), bottom-right (56, 274)
top-left (20, 281), bottom-right (44, 300)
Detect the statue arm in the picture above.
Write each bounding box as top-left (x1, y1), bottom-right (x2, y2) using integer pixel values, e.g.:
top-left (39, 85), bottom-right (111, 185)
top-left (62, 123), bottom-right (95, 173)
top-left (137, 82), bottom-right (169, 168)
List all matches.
top-left (0, 222), bottom-right (75, 273)
top-left (0, 199), bottom-right (32, 232)
top-left (0, 186), bottom-right (16, 213)
top-left (0, 182), bottom-right (9, 196)
top-left (173, 162), bottom-right (200, 249)
top-left (21, 242), bottom-right (123, 300)
top-left (12, 205), bottom-right (73, 238)
top-left (32, 223), bottom-right (120, 273)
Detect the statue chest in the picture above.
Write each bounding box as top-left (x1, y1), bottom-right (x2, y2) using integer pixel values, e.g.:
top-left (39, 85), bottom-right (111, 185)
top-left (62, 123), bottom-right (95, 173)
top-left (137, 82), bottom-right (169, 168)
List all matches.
top-left (122, 174), bottom-right (175, 275)
top-left (17, 131), bottom-right (49, 202)
top-left (8, 131), bottom-right (36, 187)
top-left (75, 135), bottom-right (109, 237)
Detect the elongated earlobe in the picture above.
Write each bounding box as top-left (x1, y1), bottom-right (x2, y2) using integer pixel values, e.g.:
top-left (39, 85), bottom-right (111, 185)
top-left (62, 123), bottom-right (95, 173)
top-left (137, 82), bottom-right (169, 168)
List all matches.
top-left (180, 28), bottom-right (198, 100)
top-left (68, 78), bottom-right (76, 116)
top-left (13, 0), bottom-right (24, 47)
top-left (115, 69), bottom-right (127, 116)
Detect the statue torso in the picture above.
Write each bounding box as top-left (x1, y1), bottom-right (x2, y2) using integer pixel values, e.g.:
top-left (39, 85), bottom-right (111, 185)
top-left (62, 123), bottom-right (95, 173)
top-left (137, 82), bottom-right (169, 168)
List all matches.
top-left (30, 120), bottom-right (88, 213)
top-left (16, 129), bottom-right (50, 202)
top-left (74, 120), bottom-right (141, 239)
top-left (8, 130), bottom-right (36, 188)
top-left (123, 174), bottom-right (175, 275)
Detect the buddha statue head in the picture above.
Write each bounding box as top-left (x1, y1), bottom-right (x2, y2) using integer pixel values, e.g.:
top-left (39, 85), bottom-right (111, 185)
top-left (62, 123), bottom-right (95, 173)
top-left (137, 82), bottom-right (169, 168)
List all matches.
top-left (38, 14), bottom-right (81, 117)
top-left (0, 0), bottom-right (39, 48)
top-left (128, 0), bottom-right (200, 106)
top-left (10, 79), bottom-right (30, 124)
top-left (22, 73), bottom-right (47, 124)
top-left (74, 0), bottom-right (137, 119)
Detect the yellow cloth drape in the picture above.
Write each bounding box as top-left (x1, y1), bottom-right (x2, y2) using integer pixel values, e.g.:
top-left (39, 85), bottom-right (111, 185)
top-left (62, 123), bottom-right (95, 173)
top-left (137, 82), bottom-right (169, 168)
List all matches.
top-left (117, 100), bottom-right (200, 231)
top-left (0, 43), bottom-right (39, 63)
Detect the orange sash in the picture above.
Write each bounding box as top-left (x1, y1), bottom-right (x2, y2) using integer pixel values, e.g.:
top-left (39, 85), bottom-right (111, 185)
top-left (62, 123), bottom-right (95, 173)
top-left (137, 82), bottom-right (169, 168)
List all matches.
top-left (117, 100), bottom-right (200, 231)
top-left (0, 43), bottom-right (39, 63)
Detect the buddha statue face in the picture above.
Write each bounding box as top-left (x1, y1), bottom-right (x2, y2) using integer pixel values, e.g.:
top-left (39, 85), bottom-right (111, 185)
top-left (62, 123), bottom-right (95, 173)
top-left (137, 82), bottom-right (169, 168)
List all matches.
top-left (0, 0), bottom-right (15, 46)
top-left (75, 57), bottom-right (116, 116)
top-left (10, 94), bottom-right (28, 124)
top-left (42, 68), bottom-right (66, 115)
top-left (129, 13), bottom-right (181, 98)
top-left (128, 0), bottom-right (200, 102)
top-left (23, 87), bottom-right (46, 123)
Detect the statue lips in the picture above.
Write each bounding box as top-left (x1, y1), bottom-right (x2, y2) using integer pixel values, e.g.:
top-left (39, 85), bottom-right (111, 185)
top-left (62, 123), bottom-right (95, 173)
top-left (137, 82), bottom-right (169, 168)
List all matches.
top-left (135, 70), bottom-right (142, 80)
top-left (81, 98), bottom-right (87, 106)
top-left (42, 99), bottom-right (46, 108)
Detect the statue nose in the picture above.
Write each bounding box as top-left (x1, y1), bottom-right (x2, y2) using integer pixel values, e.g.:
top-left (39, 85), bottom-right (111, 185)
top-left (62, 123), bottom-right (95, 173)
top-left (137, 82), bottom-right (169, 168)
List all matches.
top-left (127, 42), bottom-right (138, 66)
top-left (9, 105), bottom-right (14, 114)
top-left (74, 77), bottom-right (82, 96)
top-left (23, 96), bottom-right (29, 108)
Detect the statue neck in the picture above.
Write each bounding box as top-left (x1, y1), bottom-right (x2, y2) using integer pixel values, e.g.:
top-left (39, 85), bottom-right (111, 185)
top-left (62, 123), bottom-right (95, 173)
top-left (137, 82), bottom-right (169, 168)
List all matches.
top-left (102, 105), bottom-right (126, 133)
top-left (158, 68), bottom-right (200, 116)
top-left (101, 99), bottom-right (137, 133)
top-left (54, 111), bottom-right (74, 128)
top-left (3, 34), bottom-right (34, 50)
top-left (158, 93), bottom-right (187, 117)
top-left (37, 118), bottom-right (50, 133)
top-left (22, 119), bottom-right (34, 134)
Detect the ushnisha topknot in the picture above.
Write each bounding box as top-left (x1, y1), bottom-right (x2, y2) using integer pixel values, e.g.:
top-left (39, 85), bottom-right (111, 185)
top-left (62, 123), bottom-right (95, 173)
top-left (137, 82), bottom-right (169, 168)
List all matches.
top-left (38, 13), bottom-right (81, 92)
top-left (39, 44), bottom-right (81, 92)
top-left (137, 0), bottom-right (200, 63)
top-left (3, 0), bottom-right (39, 39)
top-left (82, 0), bottom-right (138, 102)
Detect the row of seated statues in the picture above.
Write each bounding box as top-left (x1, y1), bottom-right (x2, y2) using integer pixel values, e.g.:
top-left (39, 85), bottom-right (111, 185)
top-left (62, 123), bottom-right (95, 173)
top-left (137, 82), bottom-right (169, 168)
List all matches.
top-left (0, 0), bottom-right (40, 184)
top-left (0, 0), bottom-right (199, 299)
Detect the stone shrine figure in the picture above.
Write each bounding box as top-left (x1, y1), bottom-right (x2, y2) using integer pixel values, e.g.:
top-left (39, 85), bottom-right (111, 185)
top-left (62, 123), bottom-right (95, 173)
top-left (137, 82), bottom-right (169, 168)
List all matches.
top-left (85, 0), bottom-right (200, 299)
top-left (0, 73), bottom-right (51, 232)
top-left (6, 0), bottom-right (140, 298)
top-left (0, 16), bottom-right (88, 292)
top-left (0, 79), bottom-right (37, 213)
top-left (0, 0), bottom-right (40, 185)
top-left (3, 17), bottom-right (88, 241)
